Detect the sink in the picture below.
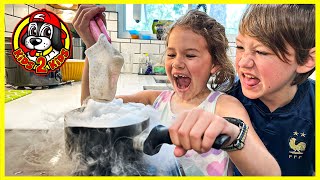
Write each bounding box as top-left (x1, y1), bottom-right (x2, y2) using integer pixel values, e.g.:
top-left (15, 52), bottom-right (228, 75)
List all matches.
top-left (143, 85), bottom-right (171, 90)
top-left (153, 76), bottom-right (170, 83)
top-left (145, 75), bottom-right (171, 90)
top-left (154, 79), bottom-right (169, 83)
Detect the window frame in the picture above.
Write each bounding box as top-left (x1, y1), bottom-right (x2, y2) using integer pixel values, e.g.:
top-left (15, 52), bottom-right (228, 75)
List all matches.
top-left (117, 4), bottom-right (192, 39)
top-left (116, 4), bottom-right (244, 42)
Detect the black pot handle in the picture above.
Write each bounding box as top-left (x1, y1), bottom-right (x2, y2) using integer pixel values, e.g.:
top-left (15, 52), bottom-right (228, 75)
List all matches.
top-left (143, 125), bottom-right (230, 155)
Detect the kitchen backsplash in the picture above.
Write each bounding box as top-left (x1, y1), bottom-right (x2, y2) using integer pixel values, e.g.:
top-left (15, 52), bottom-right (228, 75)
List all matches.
top-left (106, 11), bottom-right (236, 74)
top-left (5, 4), bottom-right (55, 37)
top-left (4, 4), bottom-right (236, 74)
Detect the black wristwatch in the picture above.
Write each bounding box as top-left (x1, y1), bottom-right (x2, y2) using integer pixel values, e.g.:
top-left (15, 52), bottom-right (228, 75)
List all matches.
top-left (221, 117), bottom-right (249, 151)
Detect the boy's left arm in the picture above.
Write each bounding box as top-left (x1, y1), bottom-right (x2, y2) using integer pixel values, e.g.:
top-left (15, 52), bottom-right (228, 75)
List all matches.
top-left (215, 95), bottom-right (281, 175)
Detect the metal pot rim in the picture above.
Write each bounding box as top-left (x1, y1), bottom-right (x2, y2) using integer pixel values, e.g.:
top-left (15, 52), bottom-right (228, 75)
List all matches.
top-left (64, 107), bottom-right (149, 129)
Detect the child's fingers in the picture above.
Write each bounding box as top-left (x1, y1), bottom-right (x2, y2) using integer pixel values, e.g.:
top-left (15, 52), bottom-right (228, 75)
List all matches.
top-left (73, 5), bottom-right (98, 30)
top-left (96, 11), bottom-right (106, 25)
top-left (176, 110), bottom-right (200, 150)
top-left (72, 4), bottom-right (95, 24)
top-left (168, 111), bottom-right (188, 148)
top-left (173, 146), bottom-right (187, 157)
top-left (189, 112), bottom-right (212, 152)
top-left (201, 117), bottom-right (226, 152)
top-left (80, 6), bottom-right (105, 26)
top-left (74, 6), bottom-right (105, 32)
top-left (73, 5), bottom-right (105, 47)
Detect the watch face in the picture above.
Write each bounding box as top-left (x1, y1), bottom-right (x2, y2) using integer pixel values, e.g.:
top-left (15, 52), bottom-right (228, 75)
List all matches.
top-left (224, 117), bottom-right (244, 126)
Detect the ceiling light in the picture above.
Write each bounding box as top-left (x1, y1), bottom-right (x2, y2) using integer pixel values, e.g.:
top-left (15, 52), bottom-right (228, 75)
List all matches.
top-left (60, 4), bottom-right (73, 8)
top-left (56, 10), bottom-right (75, 23)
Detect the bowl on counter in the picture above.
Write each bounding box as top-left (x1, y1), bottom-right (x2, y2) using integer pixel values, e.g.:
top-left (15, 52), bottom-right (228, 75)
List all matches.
top-left (140, 34), bottom-right (153, 40)
top-left (129, 30), bottom-right (140, 39)
top-left (61, 59), bottom-right (85, 82)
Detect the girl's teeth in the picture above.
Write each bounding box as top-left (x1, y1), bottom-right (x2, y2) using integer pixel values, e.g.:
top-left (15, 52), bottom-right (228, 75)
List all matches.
top-left (173, 74), bottom-right (187, 78)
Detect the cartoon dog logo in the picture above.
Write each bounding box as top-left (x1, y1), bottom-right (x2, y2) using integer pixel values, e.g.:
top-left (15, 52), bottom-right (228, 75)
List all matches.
top-left (11, 9), bottom-right (72, 75)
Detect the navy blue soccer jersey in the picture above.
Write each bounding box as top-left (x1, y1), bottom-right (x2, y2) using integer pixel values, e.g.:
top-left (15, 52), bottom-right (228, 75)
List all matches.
top-left (228, 79), bottom-right (315, 176)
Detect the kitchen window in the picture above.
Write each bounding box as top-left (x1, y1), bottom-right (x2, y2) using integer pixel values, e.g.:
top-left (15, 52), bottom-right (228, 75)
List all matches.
top-left (117, 4), bottom-right (248, 41)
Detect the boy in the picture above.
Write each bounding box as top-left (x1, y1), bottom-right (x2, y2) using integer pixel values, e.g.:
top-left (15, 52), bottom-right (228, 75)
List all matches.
top-left (228, 4), bottom-right (315, 175)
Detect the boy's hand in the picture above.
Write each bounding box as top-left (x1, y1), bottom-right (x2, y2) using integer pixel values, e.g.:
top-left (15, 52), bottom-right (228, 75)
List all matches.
top-left (72, 5), bottom-right (106, 48)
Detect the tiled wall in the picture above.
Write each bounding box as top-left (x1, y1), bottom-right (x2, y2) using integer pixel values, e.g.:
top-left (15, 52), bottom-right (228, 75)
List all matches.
top-left (104, 10), bottom-right (236, 74)
top-left (103, 11), bottom-right (166, 74)
top-left (5, 4), bottom-right (56, 37)
top-left (4, 4), bottom-right (237, 74)
top-left (4, 4), bottom-right (57, 84)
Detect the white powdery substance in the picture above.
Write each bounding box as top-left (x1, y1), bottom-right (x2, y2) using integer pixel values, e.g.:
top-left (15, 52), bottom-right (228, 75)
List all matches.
top-left (65, 98), bottom-right (152, 128)
top-left (85, 34), bottom-right (124, 102)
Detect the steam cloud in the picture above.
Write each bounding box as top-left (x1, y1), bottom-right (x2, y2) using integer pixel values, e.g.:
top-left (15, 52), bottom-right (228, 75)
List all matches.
top-left (19, 98), bottom-right (182, 175)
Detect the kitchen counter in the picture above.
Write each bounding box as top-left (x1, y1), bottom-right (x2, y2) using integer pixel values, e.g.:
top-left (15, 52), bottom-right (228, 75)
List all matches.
top-left (5, 129), bottom-right (73, 176)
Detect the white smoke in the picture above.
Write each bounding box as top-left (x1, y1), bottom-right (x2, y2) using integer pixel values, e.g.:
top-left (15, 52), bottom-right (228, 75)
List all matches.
top-left (20, 98), bottom-right (182, 176)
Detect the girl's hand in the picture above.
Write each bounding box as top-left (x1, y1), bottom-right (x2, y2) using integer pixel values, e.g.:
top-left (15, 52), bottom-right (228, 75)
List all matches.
top-left (168, 109), bottom-right (240, 157)
top-left (72, 5), bottom-right (106, 48)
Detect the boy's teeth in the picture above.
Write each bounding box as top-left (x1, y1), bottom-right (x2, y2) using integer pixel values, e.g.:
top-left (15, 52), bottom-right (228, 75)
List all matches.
top-left (244, 74), bottom-right (255, 79)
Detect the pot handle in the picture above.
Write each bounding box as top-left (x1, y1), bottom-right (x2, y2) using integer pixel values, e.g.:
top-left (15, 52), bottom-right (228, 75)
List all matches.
top-left (143, 125), bottom-right (230, 155)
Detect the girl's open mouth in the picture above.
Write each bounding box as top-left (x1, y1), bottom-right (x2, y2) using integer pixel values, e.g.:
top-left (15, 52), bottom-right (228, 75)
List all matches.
top-left (173, 74), bottom-right (191, 90)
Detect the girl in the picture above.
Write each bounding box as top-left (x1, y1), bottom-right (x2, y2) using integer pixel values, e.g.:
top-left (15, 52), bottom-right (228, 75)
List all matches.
top-left (73, 5), bottom-right (280, 176)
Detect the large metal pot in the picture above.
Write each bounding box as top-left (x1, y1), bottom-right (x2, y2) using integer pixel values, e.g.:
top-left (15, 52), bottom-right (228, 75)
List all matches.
top-left (64, 106), bottom-right (150, 175)
top-left (64, 105), bottom-right (183, 176)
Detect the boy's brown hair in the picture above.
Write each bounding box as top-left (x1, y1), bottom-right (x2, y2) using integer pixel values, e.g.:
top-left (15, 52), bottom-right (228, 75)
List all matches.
top-left (164, 10), bottom-right (235, 91)
top-left (239, 4), bottom-right (315, 85)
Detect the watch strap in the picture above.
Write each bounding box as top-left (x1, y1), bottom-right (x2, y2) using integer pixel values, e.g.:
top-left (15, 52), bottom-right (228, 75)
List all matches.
top-left (221, 117), bottom-right (249, 151)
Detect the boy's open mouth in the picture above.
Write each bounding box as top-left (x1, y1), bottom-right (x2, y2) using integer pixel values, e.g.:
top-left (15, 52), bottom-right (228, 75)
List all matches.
top-left (242, 73), bottom-right (260, 86)
top-left (173, 74), bottom-right (191, 90)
